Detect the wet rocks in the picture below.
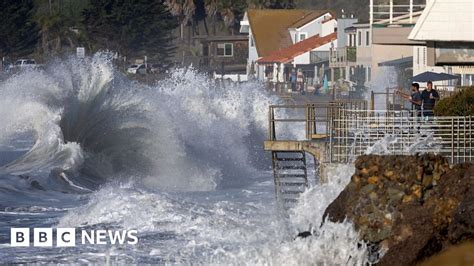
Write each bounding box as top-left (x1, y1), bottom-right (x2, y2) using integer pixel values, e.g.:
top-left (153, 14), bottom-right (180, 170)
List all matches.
top-left (323, 154), bottom-right (474, 265)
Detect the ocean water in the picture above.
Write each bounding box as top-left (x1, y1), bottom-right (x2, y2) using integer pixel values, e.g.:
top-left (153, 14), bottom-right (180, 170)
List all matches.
top-left (0, 54), bottom-right (367, 264)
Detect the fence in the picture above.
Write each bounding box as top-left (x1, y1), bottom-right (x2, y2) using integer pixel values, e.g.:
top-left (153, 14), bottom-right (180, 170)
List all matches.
top-left (330, 109), bottom-right (474, 164)
top-left (268, 101), bottom-right (368, 141)
top-left (267, 102), bottom-right (474, 165)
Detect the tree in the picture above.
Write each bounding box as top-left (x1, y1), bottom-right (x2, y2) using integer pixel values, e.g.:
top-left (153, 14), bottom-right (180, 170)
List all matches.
top-left (0, 0), bottom-right (39, 58)
top-left (35, 0), bottom-right (90, 56)
top-left (83, 0), bottom-right (178, 62)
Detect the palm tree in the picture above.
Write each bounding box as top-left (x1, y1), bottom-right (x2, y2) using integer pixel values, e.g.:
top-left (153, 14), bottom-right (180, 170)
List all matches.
top-left (204, 0), bottom-right (218, 34)
top-left (165, 0), bottom-right (196, 40)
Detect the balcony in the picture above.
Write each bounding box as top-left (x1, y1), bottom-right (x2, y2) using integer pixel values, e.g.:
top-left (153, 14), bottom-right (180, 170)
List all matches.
top-left (329, 47), bottom-right (357, 68)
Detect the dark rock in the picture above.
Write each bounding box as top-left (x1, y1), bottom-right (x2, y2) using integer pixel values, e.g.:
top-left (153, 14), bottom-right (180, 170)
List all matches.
top-left (323, 154), bottom-right (474, 266)
top-left (296, 231), bottom-right (312, 238)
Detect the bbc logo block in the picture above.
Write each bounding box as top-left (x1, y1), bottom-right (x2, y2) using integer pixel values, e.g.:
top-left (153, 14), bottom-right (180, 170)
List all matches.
top-left (10, 228), bottom-right (138, 247)
top-left (10, 228), bottom-right (76, 247)
top-left (11, 228), bottom-right (29, 247)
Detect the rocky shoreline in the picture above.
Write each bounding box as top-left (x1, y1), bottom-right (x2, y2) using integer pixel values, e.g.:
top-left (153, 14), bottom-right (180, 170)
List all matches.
top-left (323, 154), bottom-right (474, 265)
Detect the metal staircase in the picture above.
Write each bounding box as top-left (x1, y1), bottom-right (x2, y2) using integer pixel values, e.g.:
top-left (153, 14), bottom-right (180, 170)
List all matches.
top-left (272, 151), bottom-right (309, 209)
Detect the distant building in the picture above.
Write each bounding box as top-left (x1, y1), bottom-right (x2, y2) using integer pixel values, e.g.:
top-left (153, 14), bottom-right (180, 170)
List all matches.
top-left (240, 9), bottom-right (337, 87)
top-left (409, 0), bottom-right (474, 86)
top-left (199, 35), bottom-right (248, 82)
top-left (369, 0), bottom-right (427, 88)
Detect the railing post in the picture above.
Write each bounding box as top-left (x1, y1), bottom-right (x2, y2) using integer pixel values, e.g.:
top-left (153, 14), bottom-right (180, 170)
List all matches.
top-left (409, 0), bottom-right (414, 24)
top-left (370, 0), bottom-right (374, 25)
top-left (389, 0), bottom-right (393, 24)
top-left (451, 118), bottom-right (455, 164)
top-left (370, 90), bottom-right (375, 111)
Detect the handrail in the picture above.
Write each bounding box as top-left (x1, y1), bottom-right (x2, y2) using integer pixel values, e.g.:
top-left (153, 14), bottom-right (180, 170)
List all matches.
top-left (267, 101), bottom-right (474, 165)
top-left (268, 101), bottom-right (367, 141)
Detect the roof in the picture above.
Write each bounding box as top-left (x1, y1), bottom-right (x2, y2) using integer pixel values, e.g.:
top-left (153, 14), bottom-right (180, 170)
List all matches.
top-left (352, 22), bottom-right (370, 28)
top-left (378, 56), bottom-right (413, 67)
top-left (257, 32), bottom-right (337, 64)
top-left (199, 35), bottom-right (248, 42)
top-left (409, 0), bottom-right (474, 42)
top-left (289, 10), bottom-right (333, 29)
top-left (247, 9), bottom-right (329, 57)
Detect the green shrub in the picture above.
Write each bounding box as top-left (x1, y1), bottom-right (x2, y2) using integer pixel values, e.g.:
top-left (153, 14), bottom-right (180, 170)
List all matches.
top-left (434, 86), bottom-right (474, 116)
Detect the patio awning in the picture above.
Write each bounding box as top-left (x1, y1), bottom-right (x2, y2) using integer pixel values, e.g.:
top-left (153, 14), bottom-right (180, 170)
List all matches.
top-left (412, 71), bottom-right (460, 82)
top-left (378, 56), bottom-right (413, 67)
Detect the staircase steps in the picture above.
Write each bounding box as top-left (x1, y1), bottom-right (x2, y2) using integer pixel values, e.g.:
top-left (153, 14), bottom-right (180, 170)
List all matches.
top-left (272, 151), bottom-right (309, 210)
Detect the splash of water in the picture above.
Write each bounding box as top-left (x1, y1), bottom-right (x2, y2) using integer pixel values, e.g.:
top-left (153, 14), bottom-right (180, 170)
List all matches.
top-left (57, 165), bottom-right (367, 265)
top-left (367, 66), bottom-right (399, 110)
top-left (0, 54), bottom-right (368, 264)
top-left (0, 54), bottom-right (278, 191)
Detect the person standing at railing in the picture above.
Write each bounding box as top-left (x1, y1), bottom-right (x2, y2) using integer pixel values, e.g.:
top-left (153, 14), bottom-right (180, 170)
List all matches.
top-left (421, 81), bottom-right (440, 117)
top-left (410, 83), bottom-right (422, 116)
top-left (394, 83), bottom-right (421, 116)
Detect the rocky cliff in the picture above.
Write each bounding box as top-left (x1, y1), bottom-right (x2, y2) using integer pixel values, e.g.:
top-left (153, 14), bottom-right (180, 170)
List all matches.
top-left (323, 154), bottom-right (474, 265)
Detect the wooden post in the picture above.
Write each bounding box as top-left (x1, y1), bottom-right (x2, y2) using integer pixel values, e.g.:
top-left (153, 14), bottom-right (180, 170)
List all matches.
top-left (331, 68), bottom-right (335, 100)
top-left (371, 90), bottom-right (375, 110)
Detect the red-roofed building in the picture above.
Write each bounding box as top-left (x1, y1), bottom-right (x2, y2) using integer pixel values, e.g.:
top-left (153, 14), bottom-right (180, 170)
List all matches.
top-left (257, 32), bottom-right (337, 64)
top-left (240, 9), bottom-right (338, 88)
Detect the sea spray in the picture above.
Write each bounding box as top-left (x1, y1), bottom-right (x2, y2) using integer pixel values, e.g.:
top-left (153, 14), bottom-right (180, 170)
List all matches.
top-left (0, 54), bottom-right (367, 264)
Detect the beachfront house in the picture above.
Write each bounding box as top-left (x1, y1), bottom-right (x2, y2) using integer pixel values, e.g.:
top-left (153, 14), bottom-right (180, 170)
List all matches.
top-left (239, 9), bottom-right (337, 90)
top-left (199, 35), bottom-right (249, 82)
top-left (409, 0), bottom-right (474, 87)
top-left (330, 19), bottom-right (373, 89)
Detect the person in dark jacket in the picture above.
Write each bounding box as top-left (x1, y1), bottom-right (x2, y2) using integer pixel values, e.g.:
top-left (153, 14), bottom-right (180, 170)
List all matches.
top-left (421, 81), bottom-right (440, 117)
top-left (410, 83), bottom-right (422, 114)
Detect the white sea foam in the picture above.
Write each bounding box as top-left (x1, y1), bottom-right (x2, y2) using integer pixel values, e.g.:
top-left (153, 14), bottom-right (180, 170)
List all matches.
top-left (58, 165), bottom-right (366, 264)
top-left (1, 54), bottom-right (366, 264)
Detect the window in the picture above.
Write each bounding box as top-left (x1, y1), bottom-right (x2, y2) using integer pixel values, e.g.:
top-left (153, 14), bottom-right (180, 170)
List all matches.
top-left (423, 47), bottom-right (427, 66)
top-left (358, 31), bottom-right (362, 46)
top-left (217, 43), bottom-right (233, 57)
top-left (250, 36), bottom-right (254, 47)
top-left (365, 31), bottom-right (370, 46)
top-left (416, 47), bottom-right (419, 65)
top-left (299, 32), bottom-right (307, 42)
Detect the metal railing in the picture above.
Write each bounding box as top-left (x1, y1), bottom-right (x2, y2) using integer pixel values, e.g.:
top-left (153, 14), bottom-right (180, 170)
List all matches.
top-left (370, 86), bottom-right (466, 111)
top-left (330, 110), bottom-right (474, 164)
top-left (434, 85), bottom-right (466, 98)
top-left (267, 100), bottom-right (474, 165)
top-left (329, 47), bottom-right (357, 68)
top-left (370, 0), bottom-right (426, 25)
top-left (268, 101), bottom-right (368, 141)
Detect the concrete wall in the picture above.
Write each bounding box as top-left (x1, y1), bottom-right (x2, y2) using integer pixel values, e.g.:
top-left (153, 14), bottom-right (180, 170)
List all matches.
top-left (337, 18), bottom-right (358, 48)
top-left (356, 27), bottom-right (372, 66)
top-left (373, 27), bottom-right (424, 45)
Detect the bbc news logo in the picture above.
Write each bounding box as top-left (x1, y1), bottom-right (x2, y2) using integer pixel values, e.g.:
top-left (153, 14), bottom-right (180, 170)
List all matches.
top-left (10, 228), bottom-right (138, 247)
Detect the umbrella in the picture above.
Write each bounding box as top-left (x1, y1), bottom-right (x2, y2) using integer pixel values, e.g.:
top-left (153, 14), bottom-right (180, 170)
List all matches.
top-left (323, 74), bottom-right (329, 93)
top-left (412, 71), bottom-right (460, 82)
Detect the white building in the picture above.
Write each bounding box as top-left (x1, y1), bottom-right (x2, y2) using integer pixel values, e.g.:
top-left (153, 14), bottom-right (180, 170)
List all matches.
top-left (409, 0), bottom-right (474, 86)
top-left (240, 9), bottom-right (337, 82)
